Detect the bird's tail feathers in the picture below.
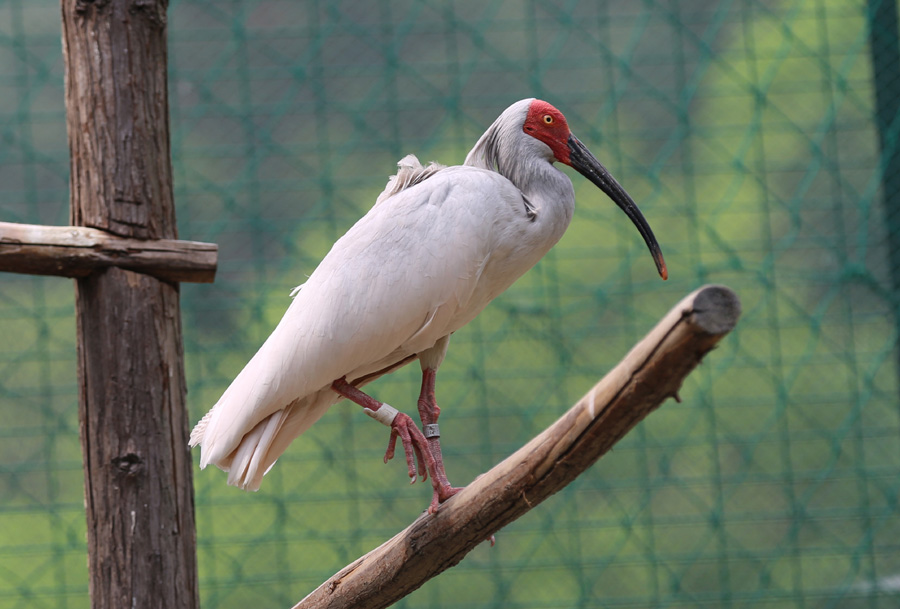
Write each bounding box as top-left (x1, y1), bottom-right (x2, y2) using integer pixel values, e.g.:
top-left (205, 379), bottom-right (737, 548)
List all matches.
top-left (193, 390), bottom-right (338, 491)
top-left (225, 408), bottom-right (290, 490)
top-left (189, 409), bottom-right (213, 449)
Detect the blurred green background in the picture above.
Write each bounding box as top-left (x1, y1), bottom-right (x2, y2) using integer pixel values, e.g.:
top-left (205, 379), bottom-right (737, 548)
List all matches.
top-left (2, 0), bottom-right (899, 607)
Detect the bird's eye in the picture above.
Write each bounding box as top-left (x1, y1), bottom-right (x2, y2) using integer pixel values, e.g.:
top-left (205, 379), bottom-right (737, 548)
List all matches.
top-left (543, 114), bottom-right (554, 124)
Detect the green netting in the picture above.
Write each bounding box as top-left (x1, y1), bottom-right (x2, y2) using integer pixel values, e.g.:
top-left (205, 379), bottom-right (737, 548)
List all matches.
top-left (2, 0), bottom-right (899, 607)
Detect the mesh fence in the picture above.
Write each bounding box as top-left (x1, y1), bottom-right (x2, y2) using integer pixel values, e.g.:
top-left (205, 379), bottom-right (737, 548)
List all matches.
top-left (2, 0), bottom-right (899, 607)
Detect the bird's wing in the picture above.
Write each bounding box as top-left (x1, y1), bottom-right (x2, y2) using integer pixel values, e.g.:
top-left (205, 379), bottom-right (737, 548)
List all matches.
top-left (193, 166), bottom-right (533, 474)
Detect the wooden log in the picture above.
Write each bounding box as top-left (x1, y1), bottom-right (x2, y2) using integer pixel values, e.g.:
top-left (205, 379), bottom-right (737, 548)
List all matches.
top-left (76, 266), bottom-right (198, 609)
top-left (62, 1), bottom-right (200, 608)
top-left (0, 222), bottom-right (217, 283)
top-left (294, 284), bottom-right (741, 609)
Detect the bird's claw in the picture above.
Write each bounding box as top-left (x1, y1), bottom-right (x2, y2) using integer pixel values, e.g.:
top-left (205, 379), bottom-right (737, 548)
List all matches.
top-left (427, 485), bottom-right (463, 515)
top-left (384, 413), bottom-right (464, 514)
top-left (384, 412), bottom-right (433, 483)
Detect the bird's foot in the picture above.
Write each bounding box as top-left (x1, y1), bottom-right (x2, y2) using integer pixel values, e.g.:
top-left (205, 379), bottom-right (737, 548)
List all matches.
top-left (384, 412), bottom-right (436, 484)
top-left (383, 414), bottom-right (464, 514)
top-left (428, 484), bottom-right (463, 515)
top-left (330, 376), bottom-right (461, 513)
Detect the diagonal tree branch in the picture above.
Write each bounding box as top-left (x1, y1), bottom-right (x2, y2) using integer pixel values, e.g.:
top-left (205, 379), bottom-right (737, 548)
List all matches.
top-left (294, 284), bottom-right (741, 609)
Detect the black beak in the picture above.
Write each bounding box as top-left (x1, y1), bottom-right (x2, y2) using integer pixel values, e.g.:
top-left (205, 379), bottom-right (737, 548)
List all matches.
top-left (567, 134), bottom-right (667, 280)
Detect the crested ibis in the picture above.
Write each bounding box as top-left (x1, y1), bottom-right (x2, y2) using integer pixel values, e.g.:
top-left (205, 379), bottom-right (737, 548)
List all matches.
top-left (190, 98), bottom-right (667, 512)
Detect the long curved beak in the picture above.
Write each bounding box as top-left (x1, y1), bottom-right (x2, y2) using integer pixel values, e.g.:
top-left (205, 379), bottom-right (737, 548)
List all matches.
top-left (567, 134), bottom-right (667, 280)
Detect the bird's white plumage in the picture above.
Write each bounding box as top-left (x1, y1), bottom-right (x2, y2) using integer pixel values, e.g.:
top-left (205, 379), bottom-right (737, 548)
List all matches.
top-left (191, 98), bottom-right (579, 490)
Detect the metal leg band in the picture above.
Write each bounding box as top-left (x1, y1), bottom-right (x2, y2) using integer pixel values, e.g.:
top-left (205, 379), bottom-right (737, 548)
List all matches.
top-left (423, 423), bottom-right (440, 439)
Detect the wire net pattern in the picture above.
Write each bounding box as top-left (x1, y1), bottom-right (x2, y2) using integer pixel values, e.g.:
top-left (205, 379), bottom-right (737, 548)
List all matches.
top-left (1, 0), bottom-right (898, 607)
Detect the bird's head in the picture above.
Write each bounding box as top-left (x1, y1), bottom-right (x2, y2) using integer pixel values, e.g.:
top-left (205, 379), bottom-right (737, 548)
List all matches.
top-left (522, 99), bottom-right (668, 280)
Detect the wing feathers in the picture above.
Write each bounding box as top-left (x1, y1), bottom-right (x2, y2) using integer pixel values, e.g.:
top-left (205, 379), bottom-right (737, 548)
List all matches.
top-left (193, 164), bottom-right (534, 490)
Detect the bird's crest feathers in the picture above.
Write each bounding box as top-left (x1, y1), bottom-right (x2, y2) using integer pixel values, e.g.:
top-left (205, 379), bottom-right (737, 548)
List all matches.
top-left (376, 154), bottom-right (447, 205)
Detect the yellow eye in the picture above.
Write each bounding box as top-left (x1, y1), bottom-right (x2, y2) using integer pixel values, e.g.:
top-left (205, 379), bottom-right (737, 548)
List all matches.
top-left (543, 114), bottom-right (554, 124)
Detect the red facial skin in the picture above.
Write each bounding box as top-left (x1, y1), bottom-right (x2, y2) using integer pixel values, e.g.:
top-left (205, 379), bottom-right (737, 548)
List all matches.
top-left (522, 100), bottom-right (573, 164)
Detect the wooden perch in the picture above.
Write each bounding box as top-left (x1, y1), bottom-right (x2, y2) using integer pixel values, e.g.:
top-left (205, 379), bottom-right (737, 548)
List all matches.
top-left (0, 221), bottom-right (217, 284)
top-left (294, 284), bottom-right (741, 609)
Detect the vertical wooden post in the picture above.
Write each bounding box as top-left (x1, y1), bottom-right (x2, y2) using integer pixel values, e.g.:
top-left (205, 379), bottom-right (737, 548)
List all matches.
top-left (61, 1), bottom-right (199, 607)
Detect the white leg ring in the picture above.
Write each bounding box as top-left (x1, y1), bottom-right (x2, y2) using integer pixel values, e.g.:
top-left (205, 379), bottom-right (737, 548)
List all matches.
top-left (365, 403), bottom-right (399, 426)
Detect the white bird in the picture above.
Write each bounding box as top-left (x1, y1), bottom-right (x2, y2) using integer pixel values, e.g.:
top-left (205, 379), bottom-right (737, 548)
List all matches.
top-left (190, 98), bottom-right (667, 512)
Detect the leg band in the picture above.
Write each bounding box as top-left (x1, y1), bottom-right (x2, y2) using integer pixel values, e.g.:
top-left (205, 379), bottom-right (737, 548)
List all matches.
top-left (365, 403), bottom-right (399, 426)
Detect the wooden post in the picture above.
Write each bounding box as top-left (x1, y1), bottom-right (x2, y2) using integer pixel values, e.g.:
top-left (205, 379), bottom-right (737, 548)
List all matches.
top-left (61, 1), bottom-right (200, 607)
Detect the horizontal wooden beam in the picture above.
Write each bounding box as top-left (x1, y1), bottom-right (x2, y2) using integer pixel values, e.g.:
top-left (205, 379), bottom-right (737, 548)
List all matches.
top-left (0, 221), bottom-right (217, 284)
top-left (294, 284), bottom-right (741, 609)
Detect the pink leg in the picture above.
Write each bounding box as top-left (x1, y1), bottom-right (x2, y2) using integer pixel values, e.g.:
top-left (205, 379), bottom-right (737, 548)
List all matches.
top-left (417, 368), bottom-right (463, 513)
top-left (419, 374), bottom-right (493, 542)
top-left (331, 377), bottom-right (440, 494)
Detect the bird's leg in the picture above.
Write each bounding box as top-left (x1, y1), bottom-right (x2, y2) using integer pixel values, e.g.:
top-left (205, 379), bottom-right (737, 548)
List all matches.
top-left (331, 377), bottom-right (440, 492)
top-left (417, 367), bottom-right (463, 512)
top-left (418, 371), bottom-right (494, 543)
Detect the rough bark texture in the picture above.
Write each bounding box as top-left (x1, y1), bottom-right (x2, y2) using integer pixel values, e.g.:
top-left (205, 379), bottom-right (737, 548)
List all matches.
top-left (64, 0), bottom-right (174, 240)
top-left (62, 1), bottom-right (200, 608)
top-left (295, 285), bottom-right (741, 609)
top-left (0, 222), bottom-right (217, 283)
top-left (76, 268), bottom-right (198, 609)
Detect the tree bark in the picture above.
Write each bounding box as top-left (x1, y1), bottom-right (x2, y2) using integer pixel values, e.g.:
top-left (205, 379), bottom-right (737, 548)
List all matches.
top-left (61, 1), bottom-right (199, 608)
top-left (76, 267), bottom-right (198, 609)
top-left (63, 0), bottom-right (174, 240)
top-left (295, 285), bottom-right (741, 609)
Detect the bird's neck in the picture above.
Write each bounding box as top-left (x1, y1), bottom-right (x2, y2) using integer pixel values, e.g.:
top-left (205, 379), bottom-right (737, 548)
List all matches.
top-left (465, 125), bottom-right (575, 228)
top-left (516, 158), bottom-right (576, 234)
